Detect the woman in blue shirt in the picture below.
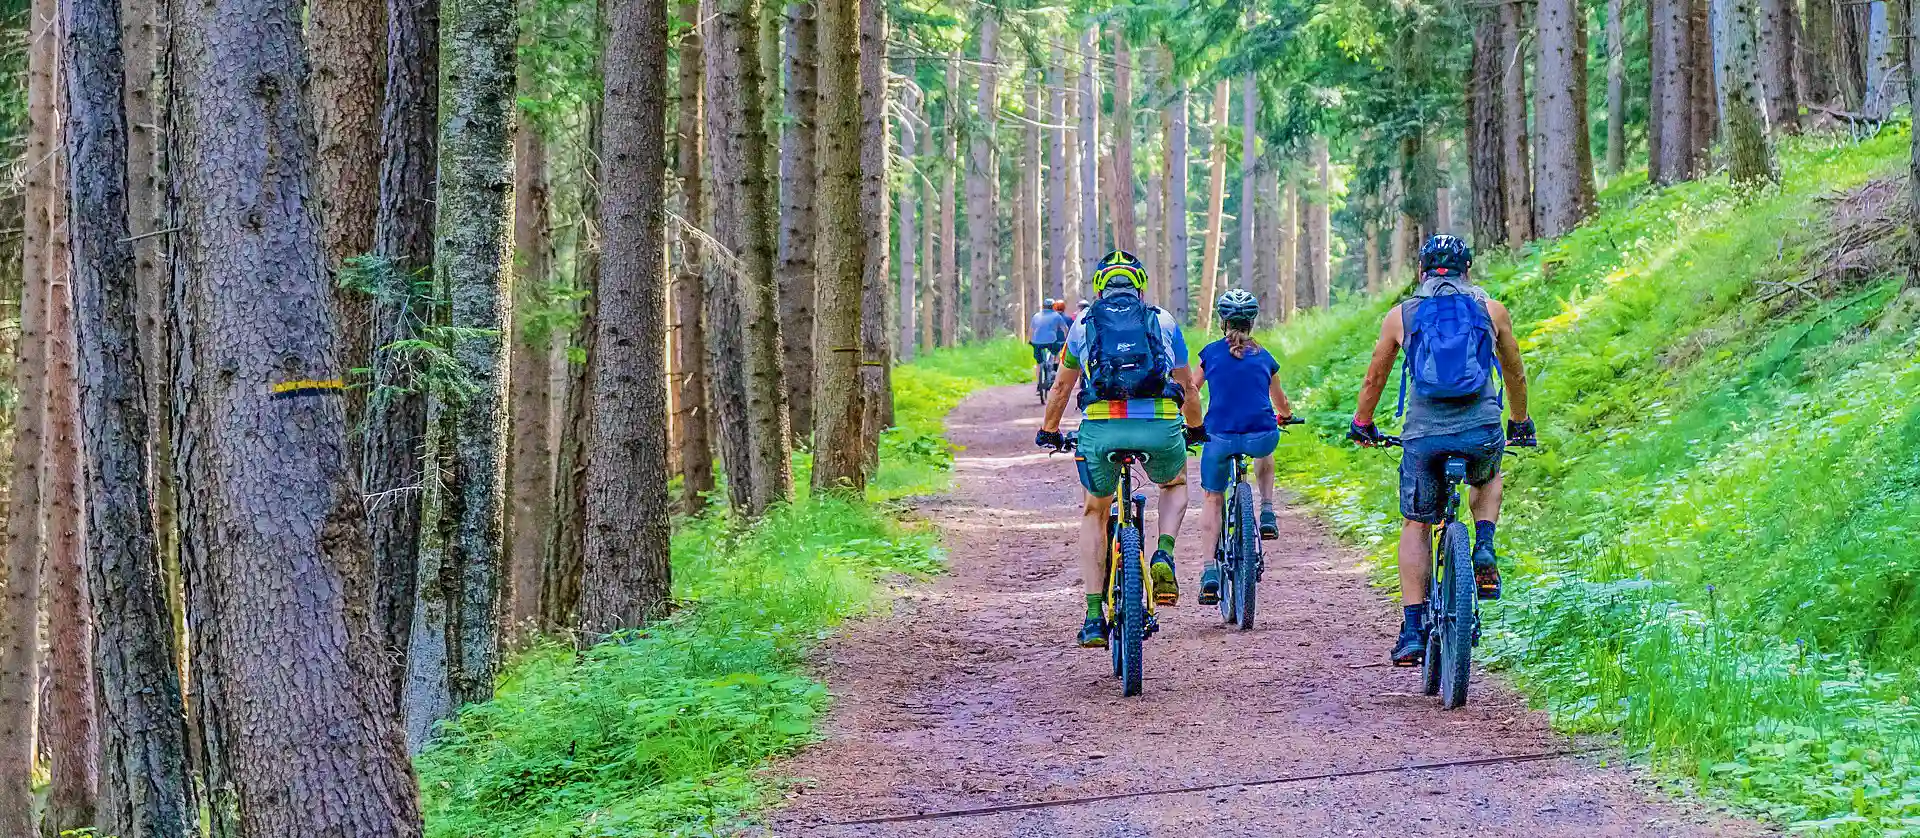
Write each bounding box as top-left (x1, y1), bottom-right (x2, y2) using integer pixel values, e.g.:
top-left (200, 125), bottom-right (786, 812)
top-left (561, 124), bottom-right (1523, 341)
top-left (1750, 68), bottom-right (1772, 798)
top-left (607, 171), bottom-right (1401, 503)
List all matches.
top-left (1194, 289), bottom-right (1294, 606)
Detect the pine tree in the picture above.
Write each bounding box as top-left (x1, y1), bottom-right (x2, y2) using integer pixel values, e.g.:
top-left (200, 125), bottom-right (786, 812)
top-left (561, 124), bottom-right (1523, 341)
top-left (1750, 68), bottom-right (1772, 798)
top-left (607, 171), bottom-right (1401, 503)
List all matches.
top-left (812, 0), bottom-right (866, 490)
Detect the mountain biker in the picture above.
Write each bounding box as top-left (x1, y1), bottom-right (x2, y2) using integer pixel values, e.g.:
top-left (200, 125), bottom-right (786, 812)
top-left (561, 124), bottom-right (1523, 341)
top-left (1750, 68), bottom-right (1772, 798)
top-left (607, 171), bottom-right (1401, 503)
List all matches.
top-left (1035, 250), bottom-right (1205, 648)
top-left (1191, 290), bottom-right (1294, 605)
top-left (1029, 299), bottom-right (1071, 383)
top-left (1346, 234), bottom-right (1536, 666)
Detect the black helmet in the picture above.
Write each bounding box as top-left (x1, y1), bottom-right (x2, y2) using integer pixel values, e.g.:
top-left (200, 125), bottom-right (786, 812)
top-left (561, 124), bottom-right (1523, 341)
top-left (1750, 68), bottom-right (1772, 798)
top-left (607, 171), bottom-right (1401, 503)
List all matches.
top-left (1215, 289), bottom-right (1259, 325)
top-left (1419, 234), bottom-right (1472, 276)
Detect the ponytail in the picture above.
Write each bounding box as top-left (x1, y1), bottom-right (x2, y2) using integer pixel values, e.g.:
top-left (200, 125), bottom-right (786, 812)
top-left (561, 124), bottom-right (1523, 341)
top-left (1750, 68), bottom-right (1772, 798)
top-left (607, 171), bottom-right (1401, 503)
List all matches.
top-left (1223, 318), bottom-right (1260, 359)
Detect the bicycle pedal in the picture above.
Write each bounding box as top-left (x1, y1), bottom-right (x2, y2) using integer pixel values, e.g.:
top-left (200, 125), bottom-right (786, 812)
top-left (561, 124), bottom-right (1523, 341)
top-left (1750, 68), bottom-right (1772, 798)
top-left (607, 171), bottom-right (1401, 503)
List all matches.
top-left (1154, 593), bottom-right (1178, 607)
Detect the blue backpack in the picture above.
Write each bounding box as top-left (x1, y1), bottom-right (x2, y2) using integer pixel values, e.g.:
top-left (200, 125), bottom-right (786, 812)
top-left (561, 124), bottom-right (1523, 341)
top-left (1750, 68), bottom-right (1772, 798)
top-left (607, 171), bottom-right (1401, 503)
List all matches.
top-left (1397, 282), bottom-right (1500, 416)
top-left (1079, 292), bottom-right (1176, 406)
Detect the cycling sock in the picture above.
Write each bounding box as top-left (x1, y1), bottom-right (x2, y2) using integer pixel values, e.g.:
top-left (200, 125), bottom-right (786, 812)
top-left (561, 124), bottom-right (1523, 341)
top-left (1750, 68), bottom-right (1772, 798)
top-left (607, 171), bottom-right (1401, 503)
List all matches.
top-left (1085, 593), bottom-right (1105, 619)
top-left (1156, 534), bottom-right (1175, 556)
top-left (1474, 520), bottom-right (1497, 553)
top-left (1403, 603), bottom-right (1428, 630)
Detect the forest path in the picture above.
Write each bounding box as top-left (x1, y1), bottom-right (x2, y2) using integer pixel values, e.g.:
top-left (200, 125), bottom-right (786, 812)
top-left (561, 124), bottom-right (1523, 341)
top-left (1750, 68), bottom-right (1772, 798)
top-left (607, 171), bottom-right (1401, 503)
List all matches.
top-left (767, 384), bottom-right (1773, 838)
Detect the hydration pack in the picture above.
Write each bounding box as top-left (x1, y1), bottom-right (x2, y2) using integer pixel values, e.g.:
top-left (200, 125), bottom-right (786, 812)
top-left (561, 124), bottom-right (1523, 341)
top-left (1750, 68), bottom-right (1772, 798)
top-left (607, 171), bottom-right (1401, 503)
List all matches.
top-left (1398, 280), bottom-right (1500, 416)
top-left (1079, 292), bottom-right (1177, 407)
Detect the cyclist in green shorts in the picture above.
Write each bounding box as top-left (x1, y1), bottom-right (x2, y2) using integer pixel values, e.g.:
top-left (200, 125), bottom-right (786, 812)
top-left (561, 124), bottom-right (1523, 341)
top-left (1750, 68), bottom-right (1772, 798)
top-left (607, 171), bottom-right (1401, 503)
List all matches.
top-left (1035, 250), bottom-right (1205, 648)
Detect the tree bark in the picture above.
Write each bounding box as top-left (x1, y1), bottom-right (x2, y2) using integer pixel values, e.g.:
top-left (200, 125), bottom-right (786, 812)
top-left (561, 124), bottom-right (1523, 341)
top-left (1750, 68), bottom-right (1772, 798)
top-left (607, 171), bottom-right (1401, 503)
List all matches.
top-left (507, 88), bottom-right (554, 633)
top-left (1110, 25), bottom-right (1137, 253)
top-left (857, 0), bottom-right (890, 462)
top-left (1433, 138), bottom-right (1452, 234)
top-left (1906, 0), bottom-right (1920, 288)
top-left (1606, 0), bottom-right (1628, 173)
top-left (364, 0), bottom-right (439, 696)
top-left (1278, 178), bottom-right (1297, 317)
top-left (1803, 0), bottom-right (1839, 109)
top-left (1078, 29), bottom-right (1101, 276)
top-left (1690, 0), bottom-right (1718, 163)
top-left (1757, 0), bottom-right (1800, 131)
top-left (1, 0), bottom-right (56, 825)
top-left (1309, 135), bottom-right (1331, 310)
top-left (708, 0), bottom-right (792, 513)
top-left (1011, 79), bottom-right (1031, 325)
top-left (776, 0), bottom-right (817, 440)
top-left (1533, 0), bottom-right (1597, 237)
top-left (1389, 164), bottom-right (1409, 284)
top-left (918, 98), bottom-right (935, 350)
top-left (542, 169), bottom-right (595, 629)
top-left (1239, 69), bottom-right (1256, 297)
top-left (311, 0), bottom-right (385, 393)
top-left (173, 0), bottom-right (427, 816)
top-left (582, 0), bottom-right (671, 633)
top-left (674, 0), bottom-right (714, 514)
top-left (1468, 9), bottom-right (1508, 246)
top-left (1364, 218), bottom-right (1383, 294)
top-left (1144, 166), bottom-right (1162, 306)
top-left (812, 0), bottom-right (866, 491)
top-left (1166, 63), bottom-right (1189, 322)
top-left (898, 82), bottom-right (918, 361)
top-left (1865, 0), bottom-right (1897, 118)
top-left (1020, 79), bottom-right (1043, 319)
top-left (1199, 79), bottom-right (1229, 330)
top-left (1499, 1), bottom-right (1534, 242)
top-left (1047, 44), bottom-right (1070, 301)
top-left (1258, 163), bottom-right (1280, 317)
top-left (1723, 0), bottom-right (1780, 184)
top-left (938, 55), bottom-right (958, 347)
top-left (63, 0), bottom-right (195, 826)
top-left (966, 15), bottom-right (1000, 340)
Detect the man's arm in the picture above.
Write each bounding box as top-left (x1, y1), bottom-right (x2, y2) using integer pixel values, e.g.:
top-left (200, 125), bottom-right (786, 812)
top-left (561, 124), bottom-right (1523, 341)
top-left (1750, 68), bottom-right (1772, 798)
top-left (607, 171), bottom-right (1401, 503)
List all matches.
top-left (1178, 367), bottom-right (1203, 428)
top-left (1488, 300), bottom-right (1529, 422)
top-left (1351, 311), bottom-right (1403, 426)
top-left (1042, 366), bottom-right (1080, 432)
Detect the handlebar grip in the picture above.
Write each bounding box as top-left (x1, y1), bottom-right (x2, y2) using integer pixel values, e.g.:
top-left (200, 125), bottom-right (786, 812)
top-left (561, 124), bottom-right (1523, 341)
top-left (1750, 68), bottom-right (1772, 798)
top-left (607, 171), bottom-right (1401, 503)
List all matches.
top-left (1281, 417), bottom-right (1306, 426)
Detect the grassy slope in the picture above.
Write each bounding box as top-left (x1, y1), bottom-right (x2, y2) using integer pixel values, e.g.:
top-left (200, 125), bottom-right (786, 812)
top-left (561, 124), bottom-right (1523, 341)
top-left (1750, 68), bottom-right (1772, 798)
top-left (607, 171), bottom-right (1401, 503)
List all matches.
top-left (416, 341), bottom-right (1029, 837)
top-left (1261, 128), bottom-right (1920, 833)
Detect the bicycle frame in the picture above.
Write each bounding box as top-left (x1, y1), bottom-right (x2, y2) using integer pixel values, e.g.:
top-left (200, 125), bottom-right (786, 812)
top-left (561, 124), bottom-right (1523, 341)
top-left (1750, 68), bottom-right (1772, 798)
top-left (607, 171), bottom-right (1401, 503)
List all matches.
top-left (1104, 455), bottom-right (1154, 625)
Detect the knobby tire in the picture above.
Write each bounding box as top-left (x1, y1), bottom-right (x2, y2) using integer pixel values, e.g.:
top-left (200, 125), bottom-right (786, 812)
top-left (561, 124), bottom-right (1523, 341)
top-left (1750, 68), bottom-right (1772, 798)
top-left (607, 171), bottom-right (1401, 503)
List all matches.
top-left (1439, 521), bottom-right (1475, 708)
top-left (1232, 482), bottom-right (1259, 630)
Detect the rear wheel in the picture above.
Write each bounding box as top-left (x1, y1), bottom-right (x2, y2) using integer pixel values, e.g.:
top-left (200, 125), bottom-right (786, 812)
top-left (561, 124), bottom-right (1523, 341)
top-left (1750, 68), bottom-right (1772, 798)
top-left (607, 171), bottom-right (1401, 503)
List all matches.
top-left (1232, 482), bottom-right (1259, 630)
top-left (1117, 526), bottom-right (1146, 697)
top-left (1438, 521), bottom-right (1475, 708)
top-left (1217, 500), bottom-right (1237, 624)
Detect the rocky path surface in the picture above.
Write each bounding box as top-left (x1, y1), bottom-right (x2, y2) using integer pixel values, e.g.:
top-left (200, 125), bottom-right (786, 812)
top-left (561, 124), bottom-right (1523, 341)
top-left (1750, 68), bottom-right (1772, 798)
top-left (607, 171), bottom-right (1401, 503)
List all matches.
top-left (768, 385), bottom-right (1771, 837)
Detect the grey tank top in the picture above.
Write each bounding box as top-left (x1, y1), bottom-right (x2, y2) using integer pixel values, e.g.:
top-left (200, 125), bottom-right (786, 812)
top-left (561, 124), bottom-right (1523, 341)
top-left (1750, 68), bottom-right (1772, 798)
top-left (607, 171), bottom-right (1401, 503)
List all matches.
top-left (1399, 281), bottom-right (1504, 441)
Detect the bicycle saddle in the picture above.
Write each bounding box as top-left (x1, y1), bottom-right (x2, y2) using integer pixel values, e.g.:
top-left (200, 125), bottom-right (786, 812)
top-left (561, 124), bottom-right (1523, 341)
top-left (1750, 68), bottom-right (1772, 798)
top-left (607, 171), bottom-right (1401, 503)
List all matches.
top-left (1107, 449), bottom-right (1151, 464)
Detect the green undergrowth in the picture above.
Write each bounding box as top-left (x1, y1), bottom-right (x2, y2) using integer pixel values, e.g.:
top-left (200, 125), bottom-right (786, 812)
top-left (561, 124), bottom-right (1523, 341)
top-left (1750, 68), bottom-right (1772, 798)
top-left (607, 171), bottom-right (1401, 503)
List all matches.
top-left (415, 340), bottom-right (1025, 837)
top-left (1261, 126), bottom-right (1920, 834)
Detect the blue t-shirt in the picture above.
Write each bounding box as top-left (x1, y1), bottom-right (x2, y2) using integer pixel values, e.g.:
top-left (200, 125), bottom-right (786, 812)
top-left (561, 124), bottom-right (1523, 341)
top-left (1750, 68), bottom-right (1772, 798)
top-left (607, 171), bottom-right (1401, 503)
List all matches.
top-left (1200, 338), bottom-right (1279, 433)
top-left (1029, 310), bottom-right (1070, 344)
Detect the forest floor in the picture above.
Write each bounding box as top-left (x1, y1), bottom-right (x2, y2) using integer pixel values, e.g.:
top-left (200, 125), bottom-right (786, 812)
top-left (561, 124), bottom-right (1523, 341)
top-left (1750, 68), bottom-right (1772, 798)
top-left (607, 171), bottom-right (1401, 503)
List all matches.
top-left (763, 384), bottom-right (1780, 838)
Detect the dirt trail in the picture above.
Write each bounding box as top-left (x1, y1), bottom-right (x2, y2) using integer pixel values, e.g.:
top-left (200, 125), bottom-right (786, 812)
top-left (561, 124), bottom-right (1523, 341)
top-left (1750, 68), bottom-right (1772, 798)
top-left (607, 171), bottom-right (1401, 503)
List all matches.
top-left (769, 385), bottom-right (1771, 837)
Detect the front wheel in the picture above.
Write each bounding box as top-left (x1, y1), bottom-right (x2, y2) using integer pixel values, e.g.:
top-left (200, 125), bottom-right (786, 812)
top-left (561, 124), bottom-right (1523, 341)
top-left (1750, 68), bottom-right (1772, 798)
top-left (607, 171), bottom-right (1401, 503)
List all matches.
top-left (1232, 482), bottom-right (1259, 630)
top-left (1438, 521), bottom-right (1476, 709)
top-left (1117, 526), bottom-right (1146, 697)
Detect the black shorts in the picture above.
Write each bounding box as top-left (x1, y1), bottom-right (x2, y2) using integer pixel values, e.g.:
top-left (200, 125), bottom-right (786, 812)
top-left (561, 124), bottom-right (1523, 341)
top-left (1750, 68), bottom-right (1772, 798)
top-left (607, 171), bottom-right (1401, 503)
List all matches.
top-left (1398, 424), bottom-right (1504, 524)
top-left (1031, 342), bottom-right (1064, 364)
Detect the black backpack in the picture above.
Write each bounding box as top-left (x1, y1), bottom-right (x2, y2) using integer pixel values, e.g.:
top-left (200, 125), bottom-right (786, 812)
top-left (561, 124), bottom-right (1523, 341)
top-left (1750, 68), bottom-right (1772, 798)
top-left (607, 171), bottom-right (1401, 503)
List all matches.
top-left (1078, 292), bottom-right (1177, 407)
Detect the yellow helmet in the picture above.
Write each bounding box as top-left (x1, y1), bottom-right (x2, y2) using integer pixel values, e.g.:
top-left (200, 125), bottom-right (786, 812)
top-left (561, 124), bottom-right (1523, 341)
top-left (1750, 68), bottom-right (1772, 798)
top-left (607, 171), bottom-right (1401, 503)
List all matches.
top-left (1091, 250), bottom-right (1148, 295)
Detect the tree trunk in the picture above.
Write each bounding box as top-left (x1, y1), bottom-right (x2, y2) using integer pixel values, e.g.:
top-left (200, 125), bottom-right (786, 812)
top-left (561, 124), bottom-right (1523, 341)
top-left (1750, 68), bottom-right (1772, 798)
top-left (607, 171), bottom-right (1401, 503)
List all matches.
top-left (857, 0), bottom-right (890, 464)
top-left (1166, 65), bottom-right (1189, 322)
top-left (898, 82), bottom-right (918, 361)
top-left (1468, 9), bottom-right (1508, 247)
top-left (1389, 164), bottom-right (1409, 284)
top-left (709, 0), bottom-right (792, 513)
top-left (938, 55), bottom-right (958, 347)
top-left (1144, 166), bottom-right (1163, 306)
top-left (966, 15), bottom-right (1000, 340)
top-left (310, 0), bottom-right (385, 393)
top-left (582, 0), bottom-right (671, 633)
top-left (405, 0), bottom-right (514, 748)
top-left (1258, 164), bottom-right (1280, 317)
top-left (917, 91), bottom-right (935, 352)
top-left (776, 0), bottom-right (817, 440)
top-left (1433, 138), bottom-right (1452, 234)
top-left (1723, 0), bottom-right (1780, 183)
top-left (1758, 0), bottom-right (1801, 131)
top-left (1865, 0), bottom-right (1897, 117)
top-left (1309, 135), bottom-right (1332, 310)
top-left (1110, 25), bottom-right (1137, 253)
top-left (674, 0), bottom-right (714, 514)
top-left (1533, 0), bottom-right (1598, 237)
top-left (812, 0), bottom-right (866, 491)
top-left (1364, 219), bottom-right (1383, 294)
top-left (174, 0), bottom-right (427, 816)
top-left (63, 0), bottom-right (195, 826)
top-left (1906, 0), bottom-right (1920, 288)
top-left (1499, 1), bottom-right (1534, 242)
top-left (1011, 79), bottom-right (1031, 327)
top-left (542, 183), bottom-right (595, 629)
top-left (1278, 178), bottom-right (1297, 317)
top-left (364, 0), bottom-right (439, 696)
top-left (507, 94), bottom-right (554, 633)
top-left (1048, 44), bottom-right (1070, 301)
top-left (1078, 29), bottom-right (1100, 272)
top-left (1239, 70), bottom-right (1256, 297)
top-left (1, 0), bottom-right (56, 825)
top-left (1199, 79), bottom-right (1229, 330)
top-left (1691, 0), bottom-right (1719, 161)
top-left (1019, 80), bottom-right (1042, 319)
top-left (1803, 0), bottom-right (1838, 109)
top-left (1606, 0), bottom-right (1628, 173)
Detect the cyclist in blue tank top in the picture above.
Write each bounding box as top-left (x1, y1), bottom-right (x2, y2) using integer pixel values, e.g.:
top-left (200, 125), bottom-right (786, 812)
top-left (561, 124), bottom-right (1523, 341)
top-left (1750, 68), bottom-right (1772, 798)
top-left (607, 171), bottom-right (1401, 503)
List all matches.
top-left (1191, 290), bottom-right (1294, 605)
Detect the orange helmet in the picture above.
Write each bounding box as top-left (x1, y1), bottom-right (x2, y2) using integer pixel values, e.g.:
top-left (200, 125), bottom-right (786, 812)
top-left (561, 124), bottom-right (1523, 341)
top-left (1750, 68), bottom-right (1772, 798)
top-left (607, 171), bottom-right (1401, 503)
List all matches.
top-left (1052, 300), bottom-right (1066, 312)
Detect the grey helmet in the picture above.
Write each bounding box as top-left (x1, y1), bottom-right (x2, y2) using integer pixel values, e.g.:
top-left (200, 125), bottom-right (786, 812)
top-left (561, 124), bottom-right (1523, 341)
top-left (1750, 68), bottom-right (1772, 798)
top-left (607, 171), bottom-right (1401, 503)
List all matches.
top-left (1215, 288), bottom-right (1259, 326)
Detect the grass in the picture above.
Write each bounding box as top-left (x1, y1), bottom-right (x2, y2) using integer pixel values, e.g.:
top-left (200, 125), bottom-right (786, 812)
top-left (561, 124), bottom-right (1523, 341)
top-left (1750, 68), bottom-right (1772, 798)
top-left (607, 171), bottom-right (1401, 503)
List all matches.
top-left (1257, 125), bottom-right (1920, 833)
top-left (415, 340), bottom-right (1026, 838)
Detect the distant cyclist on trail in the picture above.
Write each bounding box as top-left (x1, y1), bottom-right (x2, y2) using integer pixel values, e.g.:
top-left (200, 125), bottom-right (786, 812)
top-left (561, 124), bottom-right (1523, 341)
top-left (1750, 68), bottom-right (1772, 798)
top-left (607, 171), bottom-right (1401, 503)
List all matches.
top-left (1029, 298), bottom-right (1072, 383)
top-left (1191, 289), bottom-right (1294, 606)
top-left (1346, 234), bottom-right (1537, 665)
top-left (1035, 250), bottom-right (1205, 648)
